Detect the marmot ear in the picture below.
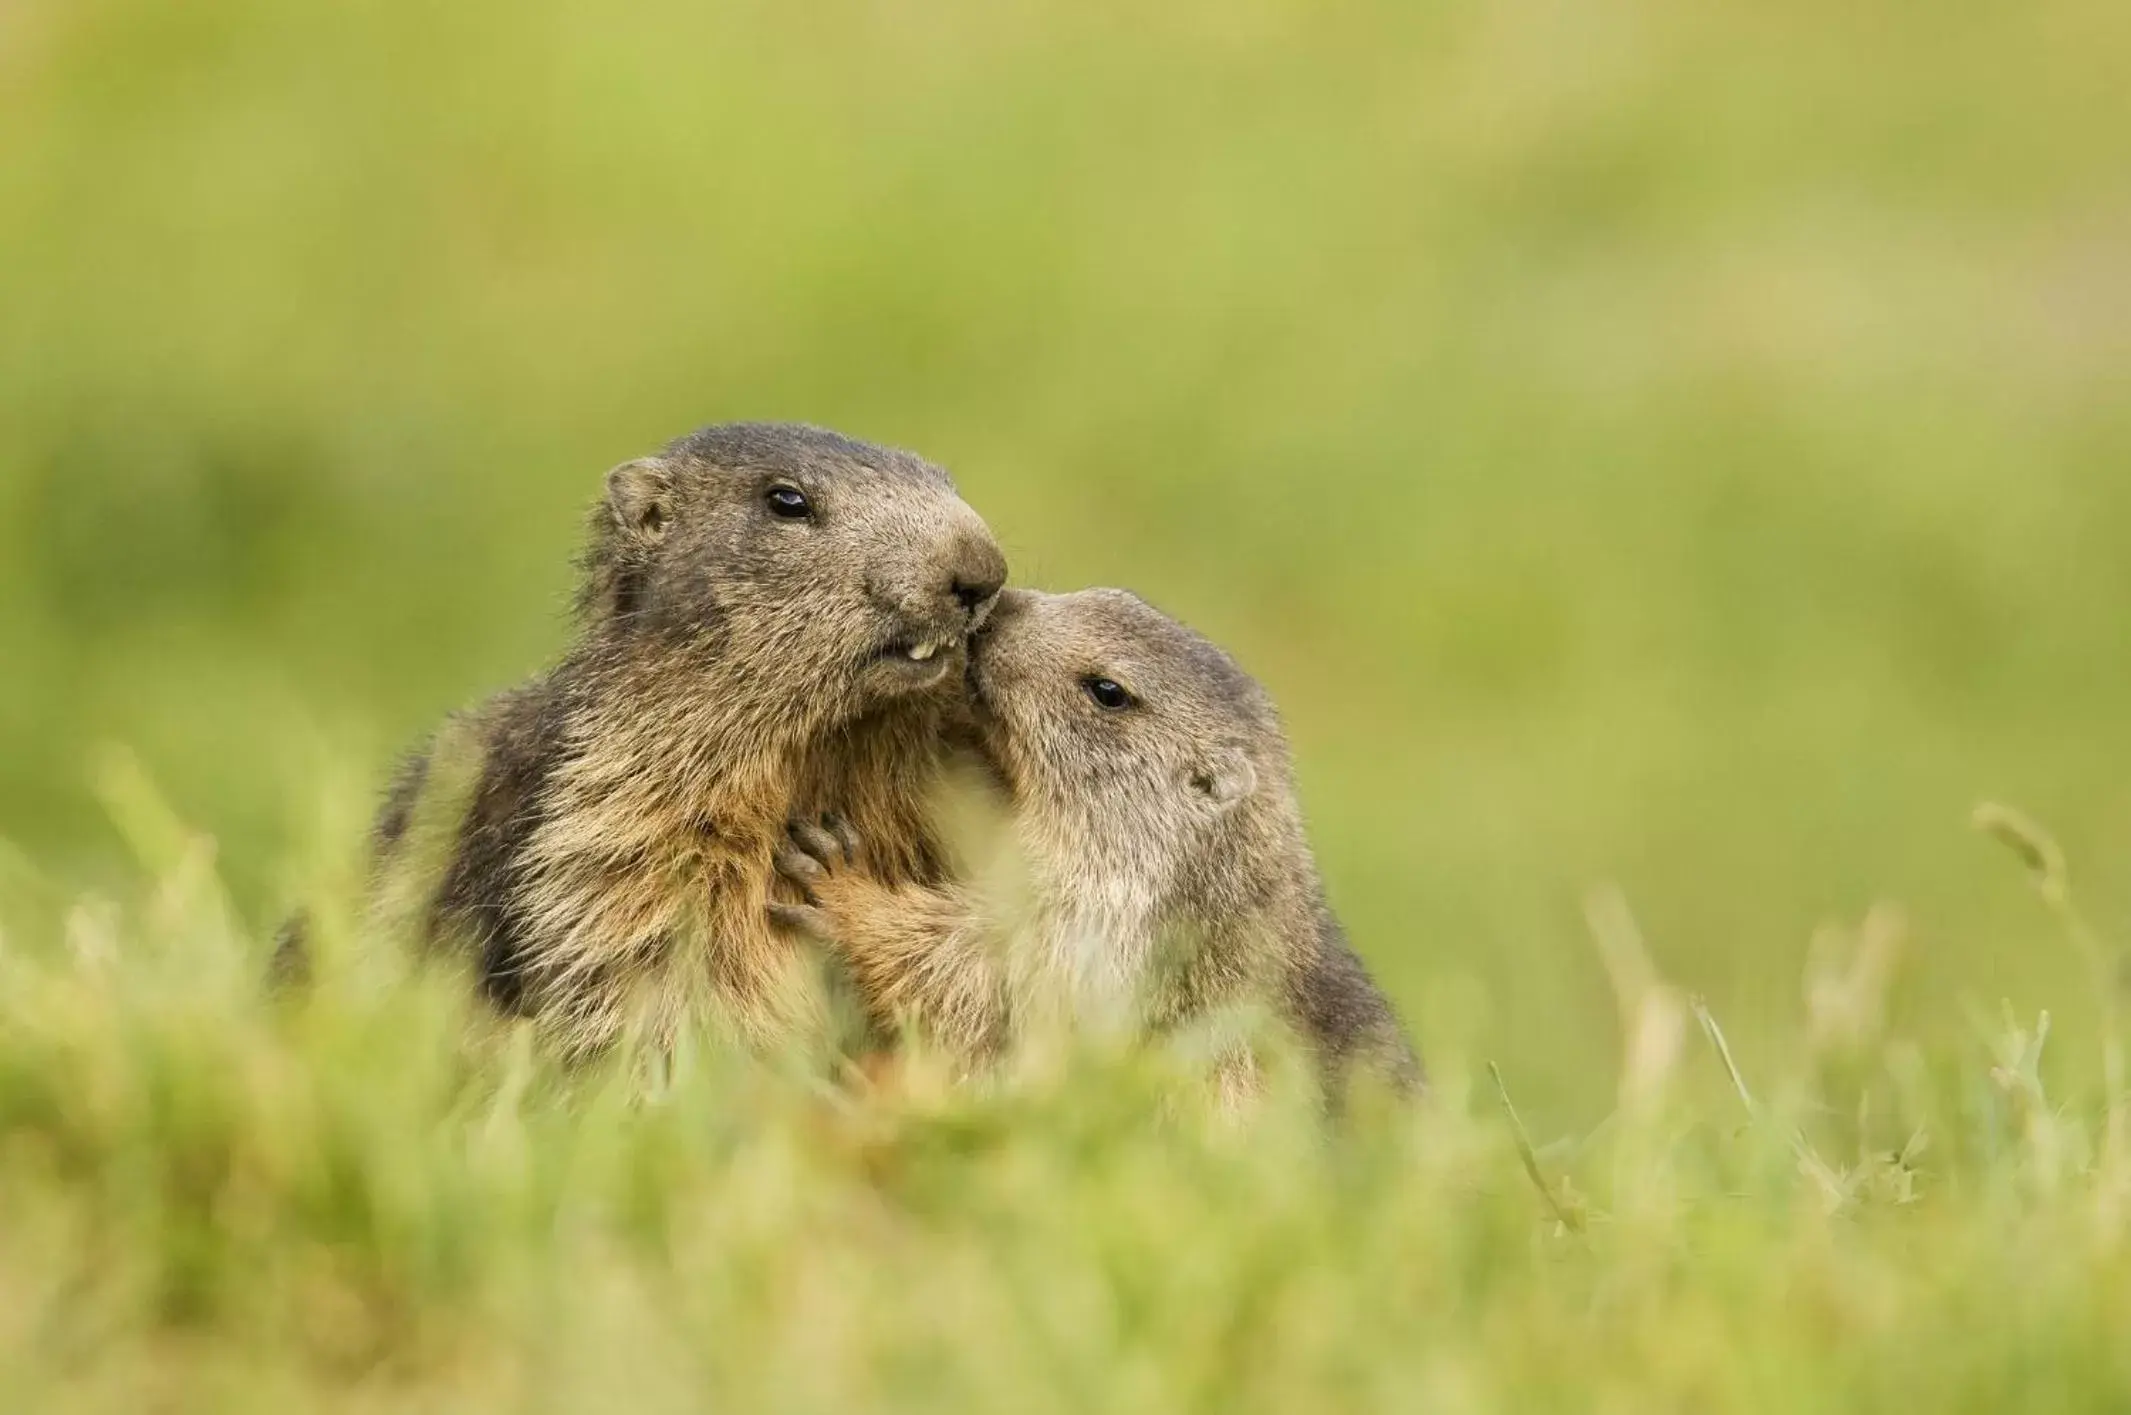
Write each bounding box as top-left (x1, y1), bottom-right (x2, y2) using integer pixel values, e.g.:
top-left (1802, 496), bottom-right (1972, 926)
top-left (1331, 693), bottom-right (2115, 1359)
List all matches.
top-left (604, 458), bottom-right (673, 543)
top-left (1190, 745), bottom-right (1257, 811)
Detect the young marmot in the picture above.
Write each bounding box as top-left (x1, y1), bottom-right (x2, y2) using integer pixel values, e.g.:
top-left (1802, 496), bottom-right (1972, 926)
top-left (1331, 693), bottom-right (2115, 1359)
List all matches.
top-left (367, 422), bottom-right (1007, 1059)
top-left (772, 587), bottom-right (1421, 1103)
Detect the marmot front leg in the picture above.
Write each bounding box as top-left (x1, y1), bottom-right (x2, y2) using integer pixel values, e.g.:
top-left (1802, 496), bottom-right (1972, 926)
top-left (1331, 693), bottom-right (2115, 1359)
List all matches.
top-left (772, 815), bottom-right (1009, 1061)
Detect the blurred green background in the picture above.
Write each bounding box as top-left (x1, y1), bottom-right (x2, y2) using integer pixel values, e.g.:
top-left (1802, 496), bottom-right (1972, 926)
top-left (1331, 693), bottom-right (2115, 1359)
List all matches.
top-left (2, 0), bottom-right (2126, 1124)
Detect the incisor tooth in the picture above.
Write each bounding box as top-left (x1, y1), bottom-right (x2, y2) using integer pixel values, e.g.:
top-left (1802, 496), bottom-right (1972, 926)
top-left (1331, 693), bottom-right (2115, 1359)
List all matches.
top-left (908, 642), bottom-right (939, 662)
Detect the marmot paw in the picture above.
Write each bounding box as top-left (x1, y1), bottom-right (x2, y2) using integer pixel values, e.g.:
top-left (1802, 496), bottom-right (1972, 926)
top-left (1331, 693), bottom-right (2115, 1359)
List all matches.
top-left (775, 812), bottom-right (863, 894)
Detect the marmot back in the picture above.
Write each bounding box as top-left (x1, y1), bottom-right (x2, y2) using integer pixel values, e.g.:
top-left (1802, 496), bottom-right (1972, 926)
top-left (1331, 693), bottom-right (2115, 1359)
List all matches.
top-left (366, 422), bottom-right (1006, 1059)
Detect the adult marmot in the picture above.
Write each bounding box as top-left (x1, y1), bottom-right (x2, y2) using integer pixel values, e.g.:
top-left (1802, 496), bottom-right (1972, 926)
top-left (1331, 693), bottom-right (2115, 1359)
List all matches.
top-left (774, 587), bottom-right (1420, 1104)
top-left (367, 422), bottom-right (1006, 1059)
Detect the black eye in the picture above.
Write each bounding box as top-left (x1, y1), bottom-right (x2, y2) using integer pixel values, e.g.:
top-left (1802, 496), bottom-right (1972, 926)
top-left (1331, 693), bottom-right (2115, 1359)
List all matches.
top-left (1083, 677), bottom-right (1134, 711)
top-left (766, 486), bottom-right (812, 520)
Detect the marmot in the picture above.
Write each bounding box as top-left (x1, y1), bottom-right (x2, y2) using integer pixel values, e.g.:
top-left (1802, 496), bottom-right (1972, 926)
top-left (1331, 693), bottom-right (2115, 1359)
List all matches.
top-left (364, 422), bottom-right (1007, 1059)
top-left (773, 586), bottom-right (1421, 1103)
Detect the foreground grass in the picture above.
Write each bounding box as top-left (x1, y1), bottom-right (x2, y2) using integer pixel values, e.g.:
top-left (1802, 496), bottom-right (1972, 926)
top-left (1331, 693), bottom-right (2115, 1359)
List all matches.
top-left (3, 797), bottom-right (2130, 1413)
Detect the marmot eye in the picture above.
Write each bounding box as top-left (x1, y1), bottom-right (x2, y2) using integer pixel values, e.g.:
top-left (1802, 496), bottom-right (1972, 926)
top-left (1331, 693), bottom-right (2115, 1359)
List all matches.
top-left (1083, 677), bottom-right (1135, 711)
top-left (765, 486), bottom-right (813, 520)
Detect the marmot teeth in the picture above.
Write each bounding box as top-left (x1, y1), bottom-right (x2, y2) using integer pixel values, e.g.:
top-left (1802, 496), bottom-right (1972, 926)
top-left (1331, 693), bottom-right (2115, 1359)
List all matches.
top-left (907, 641), bottom-right (941, 662)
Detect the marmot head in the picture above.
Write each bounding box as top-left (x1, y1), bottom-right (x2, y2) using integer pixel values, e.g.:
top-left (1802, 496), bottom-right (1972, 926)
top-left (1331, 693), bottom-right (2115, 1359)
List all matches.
top-left (579, 423), bottom-right (1007, 715)
top-left (968, 587), bottom-right (1294, 906)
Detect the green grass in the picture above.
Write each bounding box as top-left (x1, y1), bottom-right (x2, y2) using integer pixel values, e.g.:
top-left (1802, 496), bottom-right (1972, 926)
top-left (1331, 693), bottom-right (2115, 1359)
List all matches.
top-left (4, 0), bottom-right (2131, 1404)
top-left (3, 768), bottom-right (2131, 1410)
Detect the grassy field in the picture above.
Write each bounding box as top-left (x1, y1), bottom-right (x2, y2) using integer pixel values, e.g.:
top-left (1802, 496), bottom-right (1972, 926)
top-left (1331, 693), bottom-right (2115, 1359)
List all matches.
top-left (2, 774), bottom-right (2129, 1410)
top-left (3, 0), bottom-right (2131, 1405)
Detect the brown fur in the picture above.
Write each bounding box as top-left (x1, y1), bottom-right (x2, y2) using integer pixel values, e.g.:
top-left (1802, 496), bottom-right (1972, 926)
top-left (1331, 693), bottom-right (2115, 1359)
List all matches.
top-left (775, 587), bottom-right (1421, 1104)
top-left (369, 423), bottom-right (1006, 1060)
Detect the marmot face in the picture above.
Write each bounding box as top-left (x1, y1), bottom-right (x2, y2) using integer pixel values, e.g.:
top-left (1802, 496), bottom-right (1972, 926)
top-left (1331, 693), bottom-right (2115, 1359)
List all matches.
top-left (586, 423), bottom-right (1007, 718)
top-left (968, 588), bottom-right (1289, 910)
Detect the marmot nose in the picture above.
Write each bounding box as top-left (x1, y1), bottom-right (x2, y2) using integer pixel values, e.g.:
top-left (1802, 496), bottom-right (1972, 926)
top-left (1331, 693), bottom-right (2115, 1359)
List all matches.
top-left (948, 542), bottom-right (1008, 620)
top-left (953, 572), bottom-right (1003, 616)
